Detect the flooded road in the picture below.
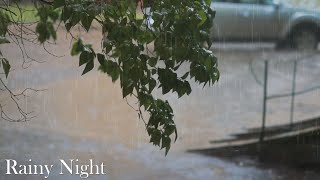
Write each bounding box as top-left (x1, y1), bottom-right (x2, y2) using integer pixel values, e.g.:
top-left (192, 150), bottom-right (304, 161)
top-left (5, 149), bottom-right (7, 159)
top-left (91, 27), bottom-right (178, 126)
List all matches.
top-left (1, 28), bottom-right (320, 179)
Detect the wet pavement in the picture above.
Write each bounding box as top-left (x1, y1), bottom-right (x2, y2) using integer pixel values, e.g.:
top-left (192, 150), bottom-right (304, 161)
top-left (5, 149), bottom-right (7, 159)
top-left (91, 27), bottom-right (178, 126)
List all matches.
top-left (1, 28), bottom-right (320, 179)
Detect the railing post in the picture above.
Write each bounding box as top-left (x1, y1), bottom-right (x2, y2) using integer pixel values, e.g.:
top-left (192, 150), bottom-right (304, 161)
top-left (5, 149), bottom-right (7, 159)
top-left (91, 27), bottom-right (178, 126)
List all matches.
top-left (289, 60), bottom-right (298, 128)
top-left (259, 60), bottom-right (268, 146)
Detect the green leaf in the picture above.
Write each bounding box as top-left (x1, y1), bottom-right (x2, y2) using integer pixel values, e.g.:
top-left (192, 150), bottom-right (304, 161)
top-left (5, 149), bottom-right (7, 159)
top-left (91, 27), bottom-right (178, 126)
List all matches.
top-left (82, 60), bottom-right (94, 75)
top-left (120, 17), bottom-right (127, 26)
top-left (148, 57), bottom-right (157, 67)
top-left (198, 10), bottom-right (207, 27)
top-left (205, 0), bottom-right (211, 5)
top-left (150, 129), bottom-right (161, 146)
top-left (97, 53), bottom-right (105, 65)
top-left (164, 124), bottom-right (175, 136)
top-left (79, 51), bottom-right (94, 66)
top-left (81, 14), bottom-right (94, 32)
top-left (162, 85), bottom-right (171, 94)
top-left (184, 81), bottom-right (192, 95)
top-left (103, 41), bottom-right (113, 54)
top-left (65, 22), bottom-right (72, 32)
top-left (137, 30), bottom-right (154, 44)
top-left (161, 136), bottom-right (171, 156)
top-left (53, 0), bottom-right (65, 9)
top-left (174, 127), bottom-right (178, 142)
top-left (122, 84), bottom-right (134, 98)
top-left (48, 9), bottom-right (60, 22)
top-left (70, 13), bottom-right (81, 26)
top-left (71, 39), bottom-right (84, 56)
top-left (36, 22), bottom-right (49, 43)
top-left (61, 7), bottom-right (72, 22)
top-left (2, 58), bottom-right (10, 78)
top-left (147, 126), bottom-right (154, 136)
top-left (0, 11), bottom-right (10, 36)
top-left (149, 78), bottom-right (156, 93)
top-left (207, 37), bottom-right (212, 48)
top-left (111, 67), bottom-right (120, 82)
top-left (139, 93), bottom-right (153, 109)
top-left (47, 23), bottom-right (57, 40)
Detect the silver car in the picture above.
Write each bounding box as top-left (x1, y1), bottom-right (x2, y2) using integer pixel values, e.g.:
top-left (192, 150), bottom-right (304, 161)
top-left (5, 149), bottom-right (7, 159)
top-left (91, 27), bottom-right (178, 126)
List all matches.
top-left (211, 0), bottom-right (320, 50)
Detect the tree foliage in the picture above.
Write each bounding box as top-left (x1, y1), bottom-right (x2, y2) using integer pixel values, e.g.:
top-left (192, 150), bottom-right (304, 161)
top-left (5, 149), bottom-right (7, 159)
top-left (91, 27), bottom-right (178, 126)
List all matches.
top-left (0, 0), bottom-right (219, 155)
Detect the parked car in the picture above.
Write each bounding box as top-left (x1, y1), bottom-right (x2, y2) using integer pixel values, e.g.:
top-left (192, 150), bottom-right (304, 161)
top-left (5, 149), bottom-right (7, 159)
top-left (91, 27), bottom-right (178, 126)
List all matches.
top-left (211, 0), bottom-right (320, 50)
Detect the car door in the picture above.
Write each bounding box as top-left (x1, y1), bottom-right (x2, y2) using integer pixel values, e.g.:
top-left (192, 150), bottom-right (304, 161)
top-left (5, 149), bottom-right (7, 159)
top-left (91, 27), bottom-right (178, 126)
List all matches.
top-left (254, 0), bottom-right (281, 40)
top-left (232, 0), bottom-right (280, 40)
top-left (211, 0), bottom-right (279, 41)
top-left (211, 0), bottom-right (243, 41)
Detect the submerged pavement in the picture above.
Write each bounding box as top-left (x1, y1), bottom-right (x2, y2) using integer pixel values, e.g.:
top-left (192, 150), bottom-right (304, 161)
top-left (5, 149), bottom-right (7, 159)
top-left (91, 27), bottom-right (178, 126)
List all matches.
top-left (1, 29), bottom-right (320, 179)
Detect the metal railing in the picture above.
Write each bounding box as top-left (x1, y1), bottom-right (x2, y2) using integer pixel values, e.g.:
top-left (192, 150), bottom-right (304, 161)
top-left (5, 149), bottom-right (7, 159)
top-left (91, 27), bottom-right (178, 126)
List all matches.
top-left (257, 54), bottom-right (320, 144)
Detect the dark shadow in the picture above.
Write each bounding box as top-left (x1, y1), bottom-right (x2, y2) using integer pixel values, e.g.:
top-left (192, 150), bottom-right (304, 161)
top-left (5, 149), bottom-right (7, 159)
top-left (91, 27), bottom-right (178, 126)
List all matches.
top-left (189, 116), bottom-right (320, 171)
top-left (211, 116), bottom-right (320, 144)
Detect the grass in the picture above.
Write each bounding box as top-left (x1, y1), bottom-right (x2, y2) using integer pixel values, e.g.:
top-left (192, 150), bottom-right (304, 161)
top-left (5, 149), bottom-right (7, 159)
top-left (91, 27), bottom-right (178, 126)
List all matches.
top-left (7, 4), bottom-right (39, 23)
top-left (7, 4), bottom-right (144, 23)
top-left (283, 0), bottom-right (320, 9)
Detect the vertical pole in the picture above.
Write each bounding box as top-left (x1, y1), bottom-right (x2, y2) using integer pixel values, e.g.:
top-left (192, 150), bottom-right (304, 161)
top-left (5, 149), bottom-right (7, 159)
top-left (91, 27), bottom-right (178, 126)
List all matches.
top-left (259, 60), bottom-right (268, 145)
top-left (289, 60), bottom-right (298, 128)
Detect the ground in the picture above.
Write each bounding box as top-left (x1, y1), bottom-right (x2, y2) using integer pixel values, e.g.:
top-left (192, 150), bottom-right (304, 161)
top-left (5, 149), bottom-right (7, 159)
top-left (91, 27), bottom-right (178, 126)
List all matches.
top-left (0, 26), bottom-right (320, 179)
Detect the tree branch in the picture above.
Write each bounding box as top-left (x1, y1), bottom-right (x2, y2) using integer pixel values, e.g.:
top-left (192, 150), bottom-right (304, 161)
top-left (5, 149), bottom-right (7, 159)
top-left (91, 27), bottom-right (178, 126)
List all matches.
top-left (36, 0), bottom-right (54, 5)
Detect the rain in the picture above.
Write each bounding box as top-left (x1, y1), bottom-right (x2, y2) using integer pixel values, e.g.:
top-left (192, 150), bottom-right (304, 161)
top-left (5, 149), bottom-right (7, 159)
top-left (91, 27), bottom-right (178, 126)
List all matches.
top-left (0, 0), bottom-right (320, 179)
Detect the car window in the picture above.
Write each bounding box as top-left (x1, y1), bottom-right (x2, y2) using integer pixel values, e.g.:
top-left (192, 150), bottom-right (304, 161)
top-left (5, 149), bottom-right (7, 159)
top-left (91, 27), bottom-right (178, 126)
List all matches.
top-left (214, 0), bottom-right (235, 2)
top-left (214, 0), bottom-right (260, 4)
top-left (238, 0), bottom-right (258, 4)
top-left (214, 0), bottom-right (264, 4)
top-left (261, 0), bottom-right (274, 5)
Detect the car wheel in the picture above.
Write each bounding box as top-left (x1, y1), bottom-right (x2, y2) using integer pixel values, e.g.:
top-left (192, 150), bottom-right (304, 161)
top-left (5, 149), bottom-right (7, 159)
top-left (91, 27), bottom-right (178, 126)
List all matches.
top-left (291, 29), bottom-right (318, 50)
top-left (275, 40), bottom-right (289, 50)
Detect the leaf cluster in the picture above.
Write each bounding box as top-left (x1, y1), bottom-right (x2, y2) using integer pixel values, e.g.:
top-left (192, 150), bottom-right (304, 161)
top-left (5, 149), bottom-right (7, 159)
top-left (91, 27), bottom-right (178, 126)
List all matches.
top-left (0, 11), bottom-right (11, 78)
top-left (0, 0), bottom-right (219, 155)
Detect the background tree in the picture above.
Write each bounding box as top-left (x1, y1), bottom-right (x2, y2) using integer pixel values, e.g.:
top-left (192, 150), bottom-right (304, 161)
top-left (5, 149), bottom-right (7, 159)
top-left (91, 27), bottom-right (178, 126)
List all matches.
top-left (0, 0), bottom-right (219, 155)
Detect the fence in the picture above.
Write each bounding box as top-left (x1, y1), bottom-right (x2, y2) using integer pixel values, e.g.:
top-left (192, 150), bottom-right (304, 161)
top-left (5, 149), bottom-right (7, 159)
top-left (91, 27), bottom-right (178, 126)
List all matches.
top-left (257, 53), bottom-right (320, 144)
